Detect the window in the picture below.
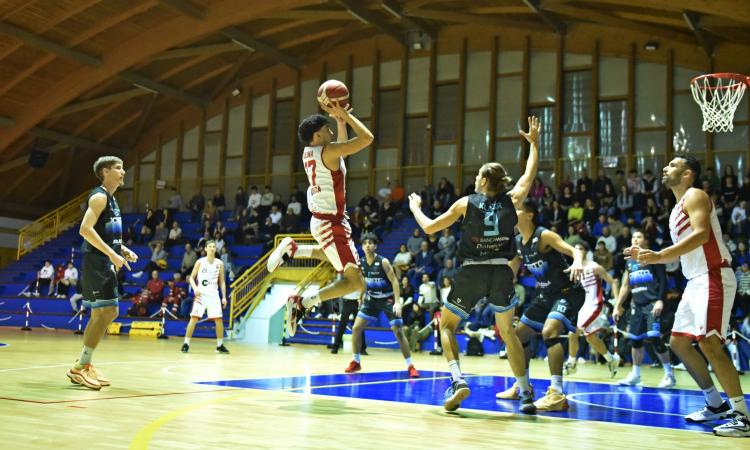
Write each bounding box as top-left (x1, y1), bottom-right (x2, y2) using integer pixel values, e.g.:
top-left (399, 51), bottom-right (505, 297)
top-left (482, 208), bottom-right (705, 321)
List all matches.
top-left (247, 129), bottom-right (267, 174)
top-left (563, 71), bottom-right (592, 133)
top-left (599, 100), bottom-right (628, 157)
top-left (434, 83), bottom-right (459, 141)
top-left (377, 89), bottom-right (400, 147)
top-left (273, 99), bottom-right (294, 154)
top-left (405, 117), bottom-right (428, 166)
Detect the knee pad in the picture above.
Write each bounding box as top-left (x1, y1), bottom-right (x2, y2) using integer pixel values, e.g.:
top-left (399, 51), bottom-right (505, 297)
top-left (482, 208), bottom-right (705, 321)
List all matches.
top-left (631, 339), bottom-right (644, 349)
top-left (654, 339), bottom-right (668, 354)
top-left (544, 337), bottom-right (564, 349)
top-left (522, 340), bottom-right (531, 348)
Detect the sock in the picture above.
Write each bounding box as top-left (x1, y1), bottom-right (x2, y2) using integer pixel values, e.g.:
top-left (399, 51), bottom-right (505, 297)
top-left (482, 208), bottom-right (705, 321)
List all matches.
top-left (602, 352), bottom-right (614, 362)
top-left (566, 356), bottom-right (577, 365)
top-left (184, 337), bottom-right (191, 345)
top-left (730, 396), bottom-right (749, 416)
top-left (632, 365), bottom-right (641, 377)
top-left (550, 375), bottom-right (563, 393)
top-left (217, 339), bottom-right (223, 347)
top-left (703, 385), bottom-right (723, 408)
top-left (78, 346), bottom-right (94, 367)
top-left (302, 293), bottom-right (321, 309)
top-left (295, 245), bottom-right (314, 258)
top-left (405, 357), bottom-right (413, 367)
top-left (353, 353), bottom-right (361, 364)
top-left (448, 360), bottom-right (463, 382)
top-left (663, 363), bottom-right (673, 376)
top-left (517, 375), bottom-right (531, 392)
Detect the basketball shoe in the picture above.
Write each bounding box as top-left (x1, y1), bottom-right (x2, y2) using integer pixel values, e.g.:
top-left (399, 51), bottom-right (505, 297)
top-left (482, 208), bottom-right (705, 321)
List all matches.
top-left (267, 237), bottom-right (298, 272)
top-left (534, 388), bottom-right (568, 411)
top-left (66, 364), bottom-right (101, 390)
top-left (443, 380), bottom-right (470, 412)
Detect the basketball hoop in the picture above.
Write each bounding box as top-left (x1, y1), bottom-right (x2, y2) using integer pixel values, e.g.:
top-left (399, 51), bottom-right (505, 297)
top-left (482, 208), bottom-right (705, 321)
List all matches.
top-left (690, 73), bottom-right (749, 133)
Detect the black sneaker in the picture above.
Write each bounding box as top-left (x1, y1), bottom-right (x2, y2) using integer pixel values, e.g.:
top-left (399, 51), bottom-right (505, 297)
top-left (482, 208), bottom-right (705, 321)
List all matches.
top-left (216, 344), bottom-right (230, 354)
top-left (443, 380), bottom-right (470, 412)
top-left (361, 349), bottom-right (369, 356)
top-left (330, 346), bottom-right (339, 354)
top-left (519, 389), bottom-right (537, 414)
top-left (181, 343), bottom-right (189, 353)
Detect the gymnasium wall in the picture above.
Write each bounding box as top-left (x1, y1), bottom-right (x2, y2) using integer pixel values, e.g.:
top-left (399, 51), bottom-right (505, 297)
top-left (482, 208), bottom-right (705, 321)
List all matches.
top-left (119, 25), bottom-right (750, 213)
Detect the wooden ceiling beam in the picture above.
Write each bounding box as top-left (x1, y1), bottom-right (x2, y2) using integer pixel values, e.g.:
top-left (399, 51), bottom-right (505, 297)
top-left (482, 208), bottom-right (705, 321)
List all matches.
top-left (29, 127), bottom-right (120, 154)
top-left (210, 54), bottom-right (251, 98)
top-left (0, 116), bottom-right (14, 127)
top-left (546, 0), bottom-right (750, 25)
top-left (264, 9), bottom-right (351, 20)
top-left (119, 70), bottom-right (209, 107)
top-left (0, 166), bottom-right (35, 201)
top-left (521, 0), bottom-right (566, 35)
top-left (406, 8), bottom-right (545, 31)
top-left (0, 0), bottom-right (329, 152)
top-left (683, 11), bottom-right (714, 58)
top-left (28, 168), bottom-right (65, 204)
top-left (380, 0), bottom-right (437, 40)
top-left (544, 4), bottom-right (698, 45)
top-left (150, 42), bottom-right (241, 61)
top-left (221, 27), bottom-right (303, 70)
top-left (50, 88), bottom-right (147, 118)
top-left (127, 95), bottom-right (159, 150)
top-left (0, 21), bottom-right (102, 67)
top-left (158, 0), bottom-right (205, 20)
top-left (334, 0), bottom-right (405, 45)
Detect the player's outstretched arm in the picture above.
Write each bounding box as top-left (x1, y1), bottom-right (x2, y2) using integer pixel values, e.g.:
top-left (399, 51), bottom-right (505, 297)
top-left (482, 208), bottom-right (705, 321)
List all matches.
top-left (542, 229), bottom-right (584, 281)
top-left (321, 103), bottom-right (373, 159)
top-left (408, 194), bottom-right (468, 235)
top-left (612, 271), bottom-right (630, 322)
top-left (80, 193), bottom-right (129, 271)
top-left (637, 189), bottom-right (711, 265)
top-left (593, 263), bottom-right (620, 301)
top-left (509, 116), bottom-right (541, 209)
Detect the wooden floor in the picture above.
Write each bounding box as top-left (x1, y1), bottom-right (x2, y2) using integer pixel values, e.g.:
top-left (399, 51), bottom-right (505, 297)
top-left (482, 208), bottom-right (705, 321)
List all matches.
top-left (0, 328), bottom-right (747, 450)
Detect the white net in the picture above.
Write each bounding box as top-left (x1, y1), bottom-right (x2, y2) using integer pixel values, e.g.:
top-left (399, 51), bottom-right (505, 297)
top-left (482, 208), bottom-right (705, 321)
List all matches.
top-left (690, 74), bottom-right (747, 133)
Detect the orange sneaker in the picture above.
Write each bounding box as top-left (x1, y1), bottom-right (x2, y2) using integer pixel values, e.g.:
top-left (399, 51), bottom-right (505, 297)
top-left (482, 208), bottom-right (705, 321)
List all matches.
top-left (67, 364), bottom-right (101, 390)
top-left (408, 365), bottom-right (420, 378)
top-left (89, 365), bottom-right (110, 386)
top-left (344, 361), bottom-right (361, 373)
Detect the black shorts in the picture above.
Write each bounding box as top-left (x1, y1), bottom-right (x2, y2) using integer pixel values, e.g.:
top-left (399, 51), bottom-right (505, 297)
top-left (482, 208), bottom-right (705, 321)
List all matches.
top-left (357, 296), bottom-right (401, 327)
top-left (445, 264), bottom-right (516, 320)
top-left (521, 286), bottom-right (585, 333)
top-left (627, 301), bottom-right (672, 340)
top-left (81, 252), bottom-right (119, 308)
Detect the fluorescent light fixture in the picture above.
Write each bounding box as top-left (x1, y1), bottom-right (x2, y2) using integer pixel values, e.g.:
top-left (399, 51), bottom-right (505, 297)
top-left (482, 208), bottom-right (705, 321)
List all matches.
top-left (381, 2), bottom-right (402, 19)
top-left (133, 83), bottom-right (158, 94)
top-left (231, 38), bottom-right (255, 52)
top-left (347, 9), bottom-right (370, 24)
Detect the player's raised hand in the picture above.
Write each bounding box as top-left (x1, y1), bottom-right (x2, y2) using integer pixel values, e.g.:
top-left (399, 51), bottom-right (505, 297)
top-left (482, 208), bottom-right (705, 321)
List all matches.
top-left (519, 116), bottom-right (541, 145)
top-left (564, 260), bottom-right (583, 282)
top-left (321, 101), bottom-right (352, 122)
top-left (393, 303), bottom-right (403, 318)
top-left (408, 193), bottom-right (422, 211)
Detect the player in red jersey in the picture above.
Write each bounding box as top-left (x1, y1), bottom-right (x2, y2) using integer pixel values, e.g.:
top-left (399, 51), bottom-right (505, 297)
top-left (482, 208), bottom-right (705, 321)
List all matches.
top-left (267, 102), bottom-right (373, 336)
top-left (634, 155), bottom-right (748, 437)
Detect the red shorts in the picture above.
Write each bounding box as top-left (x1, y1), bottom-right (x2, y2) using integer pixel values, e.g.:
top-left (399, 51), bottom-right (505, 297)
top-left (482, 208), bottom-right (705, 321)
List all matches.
top-left (672, 267), bottom-right (736, 341)
top-left (310, 216), bottom-right (360, 273)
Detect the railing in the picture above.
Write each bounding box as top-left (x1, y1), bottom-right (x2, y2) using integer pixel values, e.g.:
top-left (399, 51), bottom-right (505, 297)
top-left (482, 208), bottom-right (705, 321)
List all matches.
top-left (17, 191), bottom-right (89, 259)
top-left (228, 234), bottom-right (327, 329)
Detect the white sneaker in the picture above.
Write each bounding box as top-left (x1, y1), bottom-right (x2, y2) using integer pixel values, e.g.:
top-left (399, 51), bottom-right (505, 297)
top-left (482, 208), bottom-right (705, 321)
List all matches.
top-left (132, 271), bottom-right (143, 279)
top-left (713, 414), bottom-right (750, 437)
top-left (563, 360), bottom-right (577, 376)
top-left (618, 371), bottom-right (641, 386)
top-left (607, 354), bottom-right (621, 378)
top-left (673, 362), bottom-right (687, 371)
top-left (685, 401), bottom-right (733, 423)
top-left (658, 373), bottom-right (676, 389)
top-left (267, 237), bottom-right (297, 272)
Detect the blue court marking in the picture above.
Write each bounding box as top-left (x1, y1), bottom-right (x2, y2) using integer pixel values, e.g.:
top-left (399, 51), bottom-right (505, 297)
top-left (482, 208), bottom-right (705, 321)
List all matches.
top-left (0, 343), bottom-right (8, 348)
top-left (198, 372), bottom-right (748, 433)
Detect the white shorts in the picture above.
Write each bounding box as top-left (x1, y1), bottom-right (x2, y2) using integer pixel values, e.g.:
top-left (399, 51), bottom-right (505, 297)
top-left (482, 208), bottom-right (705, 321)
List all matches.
top-left (672, 267), bottom-right (736, 341)
top-left (190, 292), bottom-right (223, 319)
top-left (310, 215), bottom-right (360, 273)
top-left (577, 300), bottom-right (605, 336)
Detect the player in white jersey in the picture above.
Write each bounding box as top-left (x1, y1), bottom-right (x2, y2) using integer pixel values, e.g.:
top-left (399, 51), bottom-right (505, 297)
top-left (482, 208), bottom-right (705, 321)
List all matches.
top-left (564, 256), bottom-right (621, 378)
top-left (267, 102), bottom-right (373, 336)
top-left (633, 156), bottom-right (748, 437)
top-left (182, 241), bottom-right (229, 354)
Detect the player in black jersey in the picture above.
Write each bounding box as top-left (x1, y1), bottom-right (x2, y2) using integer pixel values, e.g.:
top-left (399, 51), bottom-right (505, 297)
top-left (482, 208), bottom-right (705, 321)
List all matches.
top-left (613, 230), bottom-right (676, 388)
top-left (66, 156), bottom-right (138, 390)
top-left (344, 235), bottom-right (420, 378)
top-left (496, 199), bottom-right (584, 413)
top-left (409, 116), bottom-right (541, 412)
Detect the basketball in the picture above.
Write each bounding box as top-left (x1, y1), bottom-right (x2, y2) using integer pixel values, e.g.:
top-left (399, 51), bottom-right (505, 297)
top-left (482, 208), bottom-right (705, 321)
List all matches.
top-left (317, 79), bottom-right (349, 109)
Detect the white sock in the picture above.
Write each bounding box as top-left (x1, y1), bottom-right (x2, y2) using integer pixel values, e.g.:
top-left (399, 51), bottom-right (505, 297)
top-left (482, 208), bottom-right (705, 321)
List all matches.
top-left (632, 365), bottom-right (641, 377)
top-left (302, 293), bottom-right (321, 309)
top-left (602, 352), bottom-right (614, 362)
top-left (566, 356), bottom-right (577, 365)
top-left (184, 337), bottom-right (191, 345)
top-left (448, 360), bottom-right (463, 382)
top-left (353, 353), bottom-right (361, 363)
top-left (295, 245), bottom-right (314, 258)
top-left (78, 346), bottom-right (94, 366)
top-left (703, 385), bottom-right (723, 408)
top-left (405, 357), bottom-right (413, 367)
top-left (551, 375), bottom-right (563, 393)
top-left (217, 339), bottom-right (223, 347)
top-left (730, 395), bottom-right (749, 416)
top-left (663, 363), bottom-right (673, 376)
top-left (517, 375), bottom-right (531, 392)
